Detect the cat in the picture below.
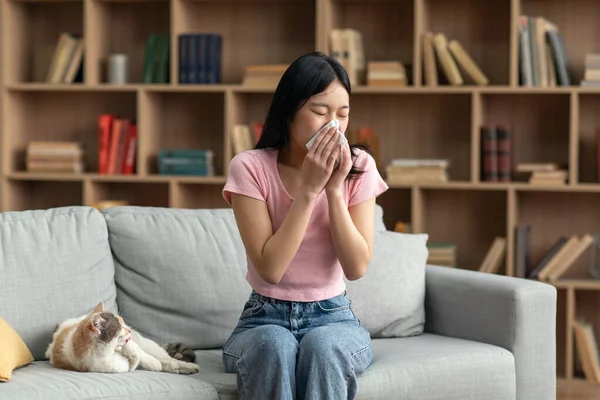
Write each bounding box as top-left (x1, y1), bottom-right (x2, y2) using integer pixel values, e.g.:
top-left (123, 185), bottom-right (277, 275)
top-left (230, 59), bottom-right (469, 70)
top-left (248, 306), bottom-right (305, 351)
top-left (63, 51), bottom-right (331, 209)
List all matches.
top-left (45, 302), bottom-right (200, 374)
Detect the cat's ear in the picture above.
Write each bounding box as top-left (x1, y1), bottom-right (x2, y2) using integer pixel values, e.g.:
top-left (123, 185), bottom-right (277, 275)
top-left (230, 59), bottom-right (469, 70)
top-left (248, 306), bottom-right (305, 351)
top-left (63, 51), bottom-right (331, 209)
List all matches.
top-left (92, 302), bottom-right (104, 313)
top-left (89, 315), bottom-right (104, 335)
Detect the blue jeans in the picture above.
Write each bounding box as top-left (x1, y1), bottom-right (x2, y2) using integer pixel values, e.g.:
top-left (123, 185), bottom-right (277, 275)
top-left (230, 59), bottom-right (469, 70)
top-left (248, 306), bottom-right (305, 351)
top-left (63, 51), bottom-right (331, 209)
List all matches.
top-left (222, 290), bottom-right (373, 400)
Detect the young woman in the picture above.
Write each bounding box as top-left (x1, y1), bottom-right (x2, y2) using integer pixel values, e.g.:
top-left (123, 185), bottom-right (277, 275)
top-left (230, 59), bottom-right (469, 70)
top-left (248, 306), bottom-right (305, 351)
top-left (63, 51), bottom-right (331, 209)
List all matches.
top-left (221, 51), bottom-right (389, 400)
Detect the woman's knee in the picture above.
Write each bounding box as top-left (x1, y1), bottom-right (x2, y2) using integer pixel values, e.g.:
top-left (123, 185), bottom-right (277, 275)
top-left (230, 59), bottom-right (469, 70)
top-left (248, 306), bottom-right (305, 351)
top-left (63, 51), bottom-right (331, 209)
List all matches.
top-left (224, 325), bottom-right (298, 366)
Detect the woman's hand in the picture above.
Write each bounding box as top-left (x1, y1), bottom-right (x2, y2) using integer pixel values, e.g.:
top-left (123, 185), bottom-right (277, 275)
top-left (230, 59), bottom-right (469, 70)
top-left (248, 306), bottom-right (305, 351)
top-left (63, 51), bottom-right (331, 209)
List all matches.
top-left (325, 142), bottom-right (352, 197)
top-left (300, 126), bottom-right (341, 197)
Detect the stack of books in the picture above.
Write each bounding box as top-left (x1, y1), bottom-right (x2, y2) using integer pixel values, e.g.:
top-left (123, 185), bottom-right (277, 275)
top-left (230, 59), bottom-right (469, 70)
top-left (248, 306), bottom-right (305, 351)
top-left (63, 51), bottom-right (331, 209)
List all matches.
top-left (515, 162), bottom-right (567, 185)
top-left (242, 65), bottom-right (288, 87)
top-left (26, 141), bottom-right (84, 173)
top-left (385, 158), bottom-right (449, 184)
top-left (581, 54), bottom-right (600, 87)
top-left (427, 243), bottom-right (457, 267)
top-left (157, 149), bottom-right (214, 176)
top-left (367, 61), bottom-right (407, 87)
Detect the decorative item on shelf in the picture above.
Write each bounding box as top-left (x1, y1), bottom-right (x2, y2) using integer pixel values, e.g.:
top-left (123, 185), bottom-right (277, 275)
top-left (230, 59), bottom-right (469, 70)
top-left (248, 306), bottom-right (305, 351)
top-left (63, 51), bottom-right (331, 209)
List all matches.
top-left (423, 31), bottom-right (488, 86)
top-left (157, 149), bottom-right (214, 177)
top-left (142, 33), bottom-right (170, 84)
top-left (480, 125), bottom-right (511, 182)
top-left (519, 15), bottom-right (570, 87)
top-left (178, 33), bottom-right (222, 84)
top-left (427, 243), bottom-right (457, 268)
top-left (231, 124), bottom-right (255, 155)
top-left (393, 221), bottom-right (411, 233)
top-left (242, 64), bottom-right (288, 87)
top-left (25, 141), bottom-right (84, 174)
top-left (366, 61), bottom-right (407, 87)
top-left (91, 200), bottom-right (129, 212)
top-left (46, 32), bottom-right (84, 84)
top-left (98, 114), bottom-right (137, 175)
top-left (329, 28), bottom-right (365, 87)
top-left (385, 158), bottom-right (449, 184)
top-left (514, 162), bottom-right (567, 185)
top-left (478, 237), bottom-right (506, 274)
top-left (354, 126), bottom-right (379, 166)
top-left (250, 122), bottom-right (263, 145)
top-left (581, 54), bottom-right (600, 87)
top-left (107, 54), bottom-right (128, 84)
top-left (532, 233), bottom-right (596, 282)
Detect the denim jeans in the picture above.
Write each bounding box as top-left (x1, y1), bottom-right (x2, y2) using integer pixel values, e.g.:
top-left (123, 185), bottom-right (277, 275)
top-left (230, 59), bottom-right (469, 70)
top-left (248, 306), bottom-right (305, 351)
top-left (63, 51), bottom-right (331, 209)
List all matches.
top-left (222, 290), bottom-right (373, 400)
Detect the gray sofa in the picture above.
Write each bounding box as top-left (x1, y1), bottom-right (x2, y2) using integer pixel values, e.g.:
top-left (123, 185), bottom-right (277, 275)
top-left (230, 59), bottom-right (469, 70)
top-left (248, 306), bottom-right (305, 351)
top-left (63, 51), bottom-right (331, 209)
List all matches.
top-left (0, 205), bottom-right (557, 400)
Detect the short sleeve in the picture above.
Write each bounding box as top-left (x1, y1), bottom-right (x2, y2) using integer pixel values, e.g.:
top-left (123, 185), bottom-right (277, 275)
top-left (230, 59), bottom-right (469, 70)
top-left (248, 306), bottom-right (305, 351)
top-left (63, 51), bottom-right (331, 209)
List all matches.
top-left (347, 149), bottom-right (389, 207)
top-left (222, 151), bottom-right (267, 206)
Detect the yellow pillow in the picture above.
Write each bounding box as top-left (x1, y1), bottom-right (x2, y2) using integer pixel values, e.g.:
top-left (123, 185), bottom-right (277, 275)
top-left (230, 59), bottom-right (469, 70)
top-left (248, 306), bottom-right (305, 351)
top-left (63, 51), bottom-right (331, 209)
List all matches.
top-left (0, 317), bottom-right (34, 382)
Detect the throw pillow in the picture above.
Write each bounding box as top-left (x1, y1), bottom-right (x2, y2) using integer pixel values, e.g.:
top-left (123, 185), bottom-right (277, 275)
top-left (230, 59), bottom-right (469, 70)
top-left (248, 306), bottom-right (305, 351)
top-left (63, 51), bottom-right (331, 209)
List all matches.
top-left (344, 230), bottom-right (428, 338)
top-left (0, 316), bottom-right (34, 382)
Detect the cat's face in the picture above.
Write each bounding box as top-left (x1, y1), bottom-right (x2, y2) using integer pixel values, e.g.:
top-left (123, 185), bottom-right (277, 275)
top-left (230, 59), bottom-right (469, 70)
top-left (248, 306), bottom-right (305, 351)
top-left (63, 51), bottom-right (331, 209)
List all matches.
top-left (88, 303), bottom-right (132, 347)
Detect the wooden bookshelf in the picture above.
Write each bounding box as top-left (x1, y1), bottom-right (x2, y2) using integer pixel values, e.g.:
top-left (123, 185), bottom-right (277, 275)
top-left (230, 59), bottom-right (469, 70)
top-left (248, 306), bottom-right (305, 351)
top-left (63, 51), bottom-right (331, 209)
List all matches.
top-left (3, 0), bottom-right (600, 392)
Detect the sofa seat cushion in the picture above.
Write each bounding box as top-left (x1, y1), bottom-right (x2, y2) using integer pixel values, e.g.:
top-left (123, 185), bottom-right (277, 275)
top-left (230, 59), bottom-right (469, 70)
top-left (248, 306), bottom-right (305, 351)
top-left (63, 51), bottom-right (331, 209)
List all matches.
top-left (191, 333), bottom-right (516, 400)
top-left (5, 361), bottom-right (219, 400)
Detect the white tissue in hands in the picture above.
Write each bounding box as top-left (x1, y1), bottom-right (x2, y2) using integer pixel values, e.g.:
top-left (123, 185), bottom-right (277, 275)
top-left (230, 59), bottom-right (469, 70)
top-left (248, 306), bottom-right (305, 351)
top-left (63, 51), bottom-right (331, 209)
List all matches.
top-left (305, 119), bottom-right (348, 150)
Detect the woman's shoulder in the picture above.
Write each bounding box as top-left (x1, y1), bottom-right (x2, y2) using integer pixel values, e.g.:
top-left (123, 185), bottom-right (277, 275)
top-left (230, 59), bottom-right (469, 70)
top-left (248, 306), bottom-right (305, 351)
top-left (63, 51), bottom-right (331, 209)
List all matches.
top-left (229, 148), bottom-right (277, 170)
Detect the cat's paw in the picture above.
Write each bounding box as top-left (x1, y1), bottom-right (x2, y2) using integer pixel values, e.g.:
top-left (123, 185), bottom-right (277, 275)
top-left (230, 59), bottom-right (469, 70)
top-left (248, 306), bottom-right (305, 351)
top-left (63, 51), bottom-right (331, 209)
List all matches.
top-left (161, 359), bottom-right (200, 375)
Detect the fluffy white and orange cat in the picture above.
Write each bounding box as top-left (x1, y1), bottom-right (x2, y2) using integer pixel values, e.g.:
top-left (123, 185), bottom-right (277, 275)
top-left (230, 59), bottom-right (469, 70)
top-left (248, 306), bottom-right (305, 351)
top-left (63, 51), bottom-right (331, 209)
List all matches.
top-left (45, 302), bottom-right (199, 374)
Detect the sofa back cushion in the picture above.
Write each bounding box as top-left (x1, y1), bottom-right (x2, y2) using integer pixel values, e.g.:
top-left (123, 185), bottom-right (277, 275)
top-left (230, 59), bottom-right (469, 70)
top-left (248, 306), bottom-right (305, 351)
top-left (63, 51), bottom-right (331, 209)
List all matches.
top-left (345, 230), bottom-right (428, 338)
top-left (0, 206), bottom-right (117, 360)
top-left (103, 206), bottom-right (251, 350)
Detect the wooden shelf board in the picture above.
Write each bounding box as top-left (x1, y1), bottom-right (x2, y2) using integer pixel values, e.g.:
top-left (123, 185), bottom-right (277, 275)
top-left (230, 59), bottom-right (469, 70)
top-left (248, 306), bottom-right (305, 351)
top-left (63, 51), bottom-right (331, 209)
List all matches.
top-left (6, 172), bottom-right (226, 184)
top-left (550, 279), bottom-right (600, 290)
top-left (6, 83), bottom-right (600, 95)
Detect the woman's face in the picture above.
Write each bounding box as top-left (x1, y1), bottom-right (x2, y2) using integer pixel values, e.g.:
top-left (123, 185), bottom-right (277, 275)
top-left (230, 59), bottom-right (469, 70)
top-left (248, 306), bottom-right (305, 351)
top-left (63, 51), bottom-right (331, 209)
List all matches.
top-left (289, 80), bottom-right (350, 150)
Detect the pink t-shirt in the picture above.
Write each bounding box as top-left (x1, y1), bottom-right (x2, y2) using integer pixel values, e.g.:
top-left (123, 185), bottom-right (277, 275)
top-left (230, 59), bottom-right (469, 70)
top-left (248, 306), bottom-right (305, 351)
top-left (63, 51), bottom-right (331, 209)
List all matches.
top-left (222, 147), bottom-right (389, 302)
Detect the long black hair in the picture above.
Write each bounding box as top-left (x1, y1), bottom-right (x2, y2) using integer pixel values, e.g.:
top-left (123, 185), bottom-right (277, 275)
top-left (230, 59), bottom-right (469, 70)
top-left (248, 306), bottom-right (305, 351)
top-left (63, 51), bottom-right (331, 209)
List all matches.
top-left (255, 51), bottom-right (372, 179)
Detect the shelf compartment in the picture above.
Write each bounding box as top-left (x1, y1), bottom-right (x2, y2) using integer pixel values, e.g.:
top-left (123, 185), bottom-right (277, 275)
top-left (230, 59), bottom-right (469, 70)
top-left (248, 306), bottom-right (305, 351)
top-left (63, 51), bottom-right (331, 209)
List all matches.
top-left (577, 94), bottom-right (600, 184)
top-left (171, 182), bottom-right (229, 209)
top-left (3, 0), bottom-right (84, 84)
top-left (323, 0), bottom-right (414, 86)
top-left (419, 188), bottom-right (508, 271)
top-left (375, 187), bottom-right (412, 232)
top-left (172, 0), bottom-right (315, 84)
top-left (139, 90), bottom-right (225, 176)
top-left (4, 180), bottom-right (83, 212)
top-left (421, 0), bottom-right (510, 85)
top-left (516, 190), bottom-right (600, 280)
top-left (479, 93), bottom-right (571, 181)
top-left (4, 90), bottom-right (137, 174)
top-left (85, 180), bottom-right (169, 208)
top-left (86, 0), bottom-right (170, 85)
top-left (520, 0), bottom-right (600, 85)
top-left (349, 93), bottom-right (473, 181)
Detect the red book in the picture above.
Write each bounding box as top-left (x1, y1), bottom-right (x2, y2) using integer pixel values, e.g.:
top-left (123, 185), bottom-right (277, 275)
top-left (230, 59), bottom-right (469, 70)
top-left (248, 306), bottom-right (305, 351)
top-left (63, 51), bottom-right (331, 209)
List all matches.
top-left (122, 123), bottom-right (137, 175)
top-left (98, 114), bottom-right (114, 174)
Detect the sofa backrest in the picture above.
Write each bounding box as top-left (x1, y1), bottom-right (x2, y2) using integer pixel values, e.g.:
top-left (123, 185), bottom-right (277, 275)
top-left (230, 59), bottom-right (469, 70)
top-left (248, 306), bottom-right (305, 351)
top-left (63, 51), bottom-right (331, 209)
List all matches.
top-left (0, 206), bottom-right (118, 360)
top-left (102, 204), bottom-right (389, 350)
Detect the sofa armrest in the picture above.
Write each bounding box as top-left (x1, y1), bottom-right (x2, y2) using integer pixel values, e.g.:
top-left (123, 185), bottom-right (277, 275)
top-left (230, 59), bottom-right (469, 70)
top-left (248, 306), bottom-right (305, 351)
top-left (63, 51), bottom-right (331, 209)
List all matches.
top-left (424, 264), bottom-right (557, 400)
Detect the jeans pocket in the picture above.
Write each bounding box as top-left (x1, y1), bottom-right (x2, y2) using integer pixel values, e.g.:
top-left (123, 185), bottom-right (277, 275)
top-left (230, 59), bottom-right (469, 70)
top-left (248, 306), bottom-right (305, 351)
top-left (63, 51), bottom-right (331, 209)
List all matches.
top-left (316, 294), bottom-right (351, 313)
top-left (240, 299), bottom-right (269, 320)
